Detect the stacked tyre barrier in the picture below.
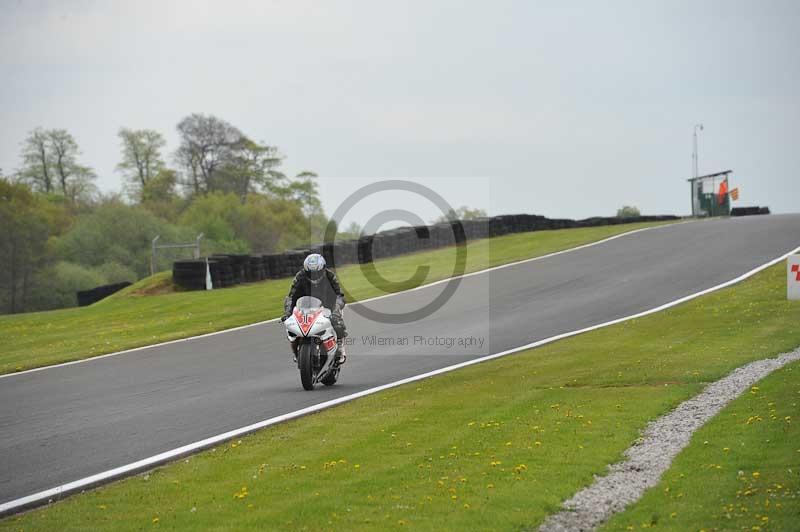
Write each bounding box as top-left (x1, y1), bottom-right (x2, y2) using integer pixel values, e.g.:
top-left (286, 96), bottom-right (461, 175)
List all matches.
top-left (731, 206), bottom-right (770, 217)
top-left (76, 281), bottom-right (132, 307)
top-left (171, 213), bottom-right (680, 291)
top-left (172, 260), bottom-right (211, 290)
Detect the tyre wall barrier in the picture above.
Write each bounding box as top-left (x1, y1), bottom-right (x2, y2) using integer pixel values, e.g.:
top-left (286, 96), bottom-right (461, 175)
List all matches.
top-left (731, 206), bottom-right (771, 217)
top-left (171, 213), bottom-right (680, 290)
top-left (76, 281), bottom-right (133, 306)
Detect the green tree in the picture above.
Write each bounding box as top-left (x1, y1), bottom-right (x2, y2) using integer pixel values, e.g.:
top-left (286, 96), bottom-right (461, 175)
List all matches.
top-left (175, 114), bottom-right (244, 196)
top-left (179, 192), bottom-right (248, 246)
top-left (117, 128), bottom-right (166, 201)
top-left (616, 205), bottom-right (641, 218)
top-left (213, 137), bottom-right (284, 201)
top-left (290, 171), bottom-right (323, 215)
top-left (0, 180), bottom-right (53, 313)
top-left (241, 194), bottom-right (310, 253)
top-left (141, 168), bottom-right (178, 203)
top-left (174, 114), bottom-right (302, 202)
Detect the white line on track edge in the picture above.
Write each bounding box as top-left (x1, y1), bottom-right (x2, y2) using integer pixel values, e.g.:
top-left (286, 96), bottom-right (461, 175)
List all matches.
top-left (0, 237), bottom-right (796, 516)
top-left (0, 221), bottom-right (686, 380)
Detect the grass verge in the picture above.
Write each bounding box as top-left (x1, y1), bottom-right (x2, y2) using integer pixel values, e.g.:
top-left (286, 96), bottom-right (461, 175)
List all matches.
top-left (2, 262), bottom-right (797, 531)
top-left (0, 221), bottom-right (673, 375)
top-left (603, 360), bottom-right (800, 532)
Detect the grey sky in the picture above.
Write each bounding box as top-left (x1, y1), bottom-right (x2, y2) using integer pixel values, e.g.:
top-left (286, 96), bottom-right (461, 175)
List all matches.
top-left (1, 0), bottom-right (798, 226)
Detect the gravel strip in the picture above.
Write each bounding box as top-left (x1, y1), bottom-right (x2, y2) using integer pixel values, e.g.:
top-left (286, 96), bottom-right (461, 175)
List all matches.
top-left (539, 349), bottom-right (800, 532)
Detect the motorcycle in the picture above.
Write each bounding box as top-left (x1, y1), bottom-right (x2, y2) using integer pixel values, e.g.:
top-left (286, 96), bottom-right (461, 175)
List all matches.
top-left (283, 296), bottom-right (341, 390)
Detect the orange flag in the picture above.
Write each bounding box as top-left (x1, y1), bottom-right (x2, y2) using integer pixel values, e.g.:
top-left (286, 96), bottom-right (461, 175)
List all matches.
top-left (730, 187), bottom-right (740, 201)
top-left (718, 180), bottom-right (728, 205)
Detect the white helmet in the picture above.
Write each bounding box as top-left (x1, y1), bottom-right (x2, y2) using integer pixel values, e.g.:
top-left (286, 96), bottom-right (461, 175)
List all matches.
top-left (303, 253), bottom-right (326, 285)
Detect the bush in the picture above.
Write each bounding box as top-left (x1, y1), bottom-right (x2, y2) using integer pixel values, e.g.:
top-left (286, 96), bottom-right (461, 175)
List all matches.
top-left (26, 261), bottom-right (108, 310)
top-left (94, 261), bottom-right (137, 284)
top-left (54, 200), bottom-right (194, 278)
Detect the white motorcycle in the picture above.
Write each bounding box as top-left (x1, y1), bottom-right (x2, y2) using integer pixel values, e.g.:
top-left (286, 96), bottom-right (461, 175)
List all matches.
top-left (283, 296), bottom-right (341, 390)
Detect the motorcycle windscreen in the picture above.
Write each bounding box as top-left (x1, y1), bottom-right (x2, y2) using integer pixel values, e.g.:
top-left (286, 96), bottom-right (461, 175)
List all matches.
top-left (296, 295), bottom-right (323, 310)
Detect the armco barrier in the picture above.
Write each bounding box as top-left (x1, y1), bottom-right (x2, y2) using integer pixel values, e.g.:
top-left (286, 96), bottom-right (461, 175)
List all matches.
top-left (76, 281), bottom-right (133, 306)
top-left (171, 213), bottom-right (680, 290)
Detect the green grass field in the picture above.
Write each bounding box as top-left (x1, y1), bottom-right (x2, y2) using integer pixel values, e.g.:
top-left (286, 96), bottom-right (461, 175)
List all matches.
top-left (0, 221), bottom-right (673, 375)
top-left (3, 260), bottom-right (797, 531)
top-left (604, 361), bottom-right (800, 531)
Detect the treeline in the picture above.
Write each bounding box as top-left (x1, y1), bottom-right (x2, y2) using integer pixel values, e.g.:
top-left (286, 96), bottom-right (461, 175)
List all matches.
top-left (0, 114), bottom-right (330, 314)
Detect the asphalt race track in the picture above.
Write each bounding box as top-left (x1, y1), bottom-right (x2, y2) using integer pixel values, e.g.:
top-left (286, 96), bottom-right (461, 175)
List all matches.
top-left (2, 215), bottom-right (799, 507)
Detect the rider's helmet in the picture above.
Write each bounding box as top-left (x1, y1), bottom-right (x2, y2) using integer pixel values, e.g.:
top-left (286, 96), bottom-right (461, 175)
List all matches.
top-left (303, 253), bottom-right (326, 285)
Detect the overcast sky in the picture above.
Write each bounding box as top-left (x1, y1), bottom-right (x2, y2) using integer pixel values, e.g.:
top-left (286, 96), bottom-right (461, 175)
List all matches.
top-left (1, 0), bottom-right (798, 226)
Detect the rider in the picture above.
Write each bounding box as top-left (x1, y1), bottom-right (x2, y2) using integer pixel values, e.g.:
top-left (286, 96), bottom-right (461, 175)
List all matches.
top-left (282, 253), bottom-right (348, 365)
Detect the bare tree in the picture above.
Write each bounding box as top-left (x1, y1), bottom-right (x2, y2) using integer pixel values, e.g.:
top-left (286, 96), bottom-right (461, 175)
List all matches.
top-left (116, 128), bottom-right (166, 200)
top-left (17, 128), bottom-right (54, 193)
top-left (48, 129), bottom-right (81, 196)
top-left (16, 128), bottom-right (96, 201)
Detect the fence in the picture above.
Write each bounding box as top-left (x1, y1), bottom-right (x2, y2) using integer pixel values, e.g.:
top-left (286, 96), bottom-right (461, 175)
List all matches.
top-left (170, 213), bottom-right (680, 291)
top-left (151, 234), bottom-right (204, 275)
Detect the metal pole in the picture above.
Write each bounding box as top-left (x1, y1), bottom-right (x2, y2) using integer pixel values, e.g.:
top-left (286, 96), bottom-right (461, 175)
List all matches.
top-left (693, 124), bottom-right (703, 179)
top-left (195, 233), bottom-right (204, 259)
top-left (151, 235), bottom-right (160, 276)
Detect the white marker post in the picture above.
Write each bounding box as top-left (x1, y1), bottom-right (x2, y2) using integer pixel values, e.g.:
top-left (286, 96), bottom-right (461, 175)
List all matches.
top-left (205, 258), bottom-right (213, 291)
top-left (789, 255), bottom-right (800, 300)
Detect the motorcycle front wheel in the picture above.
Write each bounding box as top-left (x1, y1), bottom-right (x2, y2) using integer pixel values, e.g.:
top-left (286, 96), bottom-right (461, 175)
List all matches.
top-left (298, 343), bottom-right (315, 391)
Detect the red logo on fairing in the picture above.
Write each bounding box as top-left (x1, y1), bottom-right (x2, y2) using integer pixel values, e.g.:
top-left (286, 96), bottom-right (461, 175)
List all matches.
top-left (294, 308), bottom-right (323, 335)
top-left (792, 264), bottom-right (800, 282)
top-left (323, 337), bottom-right (337, 352)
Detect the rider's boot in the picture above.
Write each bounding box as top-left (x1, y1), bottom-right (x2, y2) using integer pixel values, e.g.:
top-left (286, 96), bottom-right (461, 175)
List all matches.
top-left (334, 339), bottom-right (347, 367)
top-left (290, 340), bottom-right (298, 365)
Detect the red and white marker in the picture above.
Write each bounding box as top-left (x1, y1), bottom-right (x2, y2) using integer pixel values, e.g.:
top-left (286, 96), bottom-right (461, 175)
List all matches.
top-left (789, 255), bottom-right (800, 300)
